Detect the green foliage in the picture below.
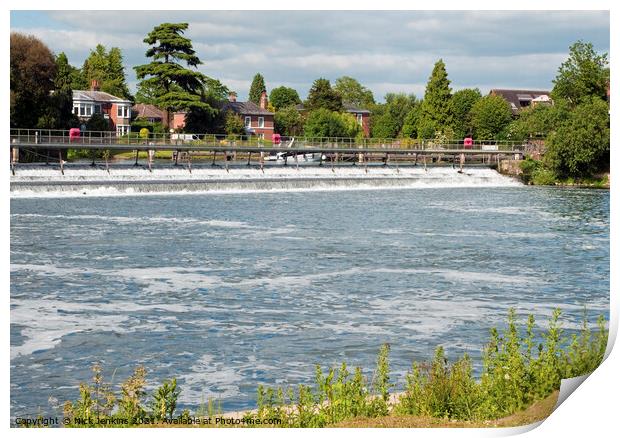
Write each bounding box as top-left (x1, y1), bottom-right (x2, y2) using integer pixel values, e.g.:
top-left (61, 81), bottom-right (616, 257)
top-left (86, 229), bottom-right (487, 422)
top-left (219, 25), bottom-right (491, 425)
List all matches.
top-left (269, 86), bottom-right (302, 111)
top-left (249, 73), bottom-right (267, 105)
top-left (370, 93), bottom-right (417, 138)
top-left (416, 59), bottom-right (452, 137)
top-left (469, 95), bottom-right (513, 140)
top-left (151, 378), bottom-right (181, 421)
top-left (85, 113), bottom-right (111, 132)
top-left (61, 310), bottom-right (607, 428)
top-left (505, 102), bottom-right (569, 142)
top-left (448, 88), bottom-right (481, 138)
top-left (79, 44), bottom-right (132, 99)
top-left (274, 105), bottom-right (304, 136)
top-left (10, 32), bottom-right (57, 128)
top-left (131, 119), bottom-right (165, 134)
top-left (134, 23), bottom-right (214, 126)
top-left (224, 111), bottom-right (246, 135)
top-left (303, 109), bottom-right (360, 138)
top-left (305, 78), bottom-right (343, 112)
top-left (544, 97), bottom-right (610, 178)
top-left (334, 76), bottom-right (375, 108)
top-left (552, 40), bottom-right (609, 105)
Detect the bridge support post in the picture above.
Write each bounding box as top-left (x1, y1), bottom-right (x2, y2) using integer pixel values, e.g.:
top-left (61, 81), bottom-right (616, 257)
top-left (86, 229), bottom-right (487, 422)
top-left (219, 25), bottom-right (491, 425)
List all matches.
top-left (260, 151), bottom-right (264, 173)
top-left (174, 150), bottom-right (179, 166)
top-left (247, 152), bottom-right (252, 166)
top-left (59, 150), bottom-right (64, 175)
top-left (187, 151), bottom-right (192, 174)
top-left (134, 150), bottom-right (139, 167)
top-left (460, 153), bottom-right (465, 172)
top-left (364, 153), bottom-right (368, 174)
top-left (11, 146), bottom-right (18, 176)
top-left (147, 149), bottom-right (154, 172)
top-left (294, 152), bottom-right (299, 171)
top-left (211, 150), bottom-right (217, 166)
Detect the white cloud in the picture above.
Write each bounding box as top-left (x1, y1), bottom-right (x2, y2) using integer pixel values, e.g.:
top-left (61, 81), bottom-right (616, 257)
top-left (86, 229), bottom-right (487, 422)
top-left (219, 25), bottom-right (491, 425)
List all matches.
top-left (11, 10), bottom-right (609, 102)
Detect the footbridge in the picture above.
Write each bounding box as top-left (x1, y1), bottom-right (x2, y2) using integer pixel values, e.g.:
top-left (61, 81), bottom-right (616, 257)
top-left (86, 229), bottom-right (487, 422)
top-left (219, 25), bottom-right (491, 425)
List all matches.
top-left (10, 128), bottom-right (530, 174)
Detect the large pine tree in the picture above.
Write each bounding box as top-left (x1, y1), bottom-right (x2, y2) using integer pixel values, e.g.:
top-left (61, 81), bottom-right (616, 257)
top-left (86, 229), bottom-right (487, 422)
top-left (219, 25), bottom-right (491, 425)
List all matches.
top-left (305, 78), bottom-right (343, 112)
top-left (417, 59), bottom-right (453, 137)
top-left (134, 22), bottom-right (214, 128)
top-left (248, 73), bottom-right (266, 105)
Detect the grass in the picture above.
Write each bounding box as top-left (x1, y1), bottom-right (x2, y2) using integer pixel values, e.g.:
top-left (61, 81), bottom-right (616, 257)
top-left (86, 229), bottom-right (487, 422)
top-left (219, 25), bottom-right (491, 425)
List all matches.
top-left (55, 308), bottom-right (607, 428)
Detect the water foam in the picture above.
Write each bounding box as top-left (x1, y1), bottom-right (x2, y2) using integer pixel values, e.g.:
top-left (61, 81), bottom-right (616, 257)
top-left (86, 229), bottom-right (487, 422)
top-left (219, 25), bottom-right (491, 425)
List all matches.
top-left (11, 166), bottom-right (521, 198)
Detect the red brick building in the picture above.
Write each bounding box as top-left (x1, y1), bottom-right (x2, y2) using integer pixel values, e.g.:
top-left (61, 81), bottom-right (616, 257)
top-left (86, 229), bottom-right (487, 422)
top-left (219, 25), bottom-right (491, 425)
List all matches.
top-left (72, 80), bottom-right (132, 135)
top-left (221, 91), bottom-right (274, 139)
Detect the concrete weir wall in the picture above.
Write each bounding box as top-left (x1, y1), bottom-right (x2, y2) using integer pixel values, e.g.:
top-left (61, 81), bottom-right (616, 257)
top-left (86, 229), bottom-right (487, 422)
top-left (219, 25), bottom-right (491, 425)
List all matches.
top-left (499, 159), bottom-right (523, 177)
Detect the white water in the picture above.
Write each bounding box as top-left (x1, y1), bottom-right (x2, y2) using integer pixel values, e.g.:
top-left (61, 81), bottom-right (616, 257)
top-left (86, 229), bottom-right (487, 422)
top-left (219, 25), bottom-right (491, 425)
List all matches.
top-left (10, 166), bottom-right (521, 198)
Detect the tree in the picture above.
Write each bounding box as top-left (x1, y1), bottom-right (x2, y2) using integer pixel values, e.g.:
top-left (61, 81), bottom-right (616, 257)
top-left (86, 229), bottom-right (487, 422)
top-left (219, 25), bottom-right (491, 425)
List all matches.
top-left (269, 86), bottom-right (301, 111)
top-left (552, 41), bottom-right (609, 105)
top-left (305, 78), bottom-right (343, 112)
top-left (81, 44), bottom-right (132, 99)
top-left (449, 88), bottom-right (481, 138)
top-left (370, 93), bottom-right (417, 138)
top-left (334, 76), bottom-right (375, 108)
top-left (303, 109), bottom-right (360, 138)
top-left (544, 97), bottom-right (609, 178)
top-left (184, 79), bottom-right (230, 133)
top-left (224, 111), bottom-right (245, 136)
top-left (274, 106), bottom-right (304, 136)
top-left (85, 112), bottom-right (111, 132)
top-left (504, 101), bottom-right (570, 142)
top-left (248, 73), bottom-right (266, 105)
top-left (35, 52), bottom-right (80, 130)
top-left (134, 23), bottom-right (214, 128)
top-left (469, 95), bottom-right (513, 139)
top-left (417, 59), bottom-right (452, 137)
top-left (10, 33), bottom-right (57, 128)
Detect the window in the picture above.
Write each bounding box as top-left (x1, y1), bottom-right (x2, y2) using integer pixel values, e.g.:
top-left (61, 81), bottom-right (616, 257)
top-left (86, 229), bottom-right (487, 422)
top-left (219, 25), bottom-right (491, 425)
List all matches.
top-left (244, 116), bottom-right (251, 128)
top-left (258, 117), bottom-right (264, 128)
top-left (116, 125), bottom-right (130, 136)
top-left (356, 113), bottom-right (363, 126)
top-left (117, 105), bottom-right (129, 118)
top-left (94, 105), bottom-right (102, 114)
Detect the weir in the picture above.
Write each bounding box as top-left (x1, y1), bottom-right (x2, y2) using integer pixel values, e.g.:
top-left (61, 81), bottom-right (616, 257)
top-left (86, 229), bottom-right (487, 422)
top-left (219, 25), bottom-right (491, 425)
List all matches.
top-left (10, 166), bottom-right (522, 197)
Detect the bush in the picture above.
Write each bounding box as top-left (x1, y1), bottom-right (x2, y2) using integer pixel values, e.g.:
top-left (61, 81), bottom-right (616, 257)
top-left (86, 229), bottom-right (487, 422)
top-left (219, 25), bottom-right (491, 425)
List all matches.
top-left (60, 310), bottom-right (607, 428)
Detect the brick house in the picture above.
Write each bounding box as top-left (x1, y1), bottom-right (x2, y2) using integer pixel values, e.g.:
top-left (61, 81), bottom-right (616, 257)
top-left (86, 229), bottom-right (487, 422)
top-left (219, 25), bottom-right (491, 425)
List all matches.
top-left (221, 91), bottom-right (274, 139)
top-left (344, 104), bottom-right (371, 137)
top-left (489, 89), bottom-right (552, 116)
top-left (132, 103), bottom-right (166, 125)
top-left (72, 80), bottom-right (132, 135)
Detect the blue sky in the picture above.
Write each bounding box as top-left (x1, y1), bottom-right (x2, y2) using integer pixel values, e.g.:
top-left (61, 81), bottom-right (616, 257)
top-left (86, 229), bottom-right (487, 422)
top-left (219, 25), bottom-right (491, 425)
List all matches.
top-left (10, 10), bottom-right (610, 102)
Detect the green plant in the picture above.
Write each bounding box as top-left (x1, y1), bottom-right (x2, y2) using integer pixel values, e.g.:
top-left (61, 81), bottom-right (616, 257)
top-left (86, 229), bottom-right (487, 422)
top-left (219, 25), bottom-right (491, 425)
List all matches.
top-left (151, 378), bottom-right (181, 421)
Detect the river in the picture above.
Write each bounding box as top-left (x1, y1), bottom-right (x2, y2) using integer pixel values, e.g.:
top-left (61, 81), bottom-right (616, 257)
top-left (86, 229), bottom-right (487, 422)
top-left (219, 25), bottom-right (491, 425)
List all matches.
top-left (10, 168), bottom-right (609, 418)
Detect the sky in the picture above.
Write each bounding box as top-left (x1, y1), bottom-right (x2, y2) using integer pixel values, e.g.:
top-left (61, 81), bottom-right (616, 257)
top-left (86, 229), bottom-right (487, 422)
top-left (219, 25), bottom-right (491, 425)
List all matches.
top-left (9, 10), bottom-right (610, 102)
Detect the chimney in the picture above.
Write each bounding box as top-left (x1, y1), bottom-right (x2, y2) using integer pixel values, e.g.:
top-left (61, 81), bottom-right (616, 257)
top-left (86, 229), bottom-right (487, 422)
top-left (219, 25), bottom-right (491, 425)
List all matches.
top-left (228, 91), bottom-right (237, 102)
top-left (90, 79), bottom-right (100, 92)
top-left (259, 90), bottom-right (268, 110)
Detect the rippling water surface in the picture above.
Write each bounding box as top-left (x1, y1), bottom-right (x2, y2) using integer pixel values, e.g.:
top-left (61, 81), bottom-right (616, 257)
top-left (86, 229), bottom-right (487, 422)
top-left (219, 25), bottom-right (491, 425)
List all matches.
top-left (10, 184), bottom-right (609, 417)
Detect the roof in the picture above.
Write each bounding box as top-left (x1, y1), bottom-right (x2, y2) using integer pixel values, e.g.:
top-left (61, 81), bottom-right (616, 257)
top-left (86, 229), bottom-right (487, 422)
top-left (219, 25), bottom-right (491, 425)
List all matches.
top-left (73, 90), bottom-right (131, 104)
top-left (132, 103), bottom-right (165, 120)
top-left (295, 103), bottom-right (371, 114)
top-left (489, 89), bottom-right (551, 114)
top-left (343, 104), bottom-right (371, 114)
top-left (221, 101), bottom-right (273, 116)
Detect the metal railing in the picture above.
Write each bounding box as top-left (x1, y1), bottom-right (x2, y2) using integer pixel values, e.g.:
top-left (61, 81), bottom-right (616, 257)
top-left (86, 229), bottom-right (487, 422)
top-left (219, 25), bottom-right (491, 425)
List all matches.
top-left (9, 128), bottom-right (528, 152)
